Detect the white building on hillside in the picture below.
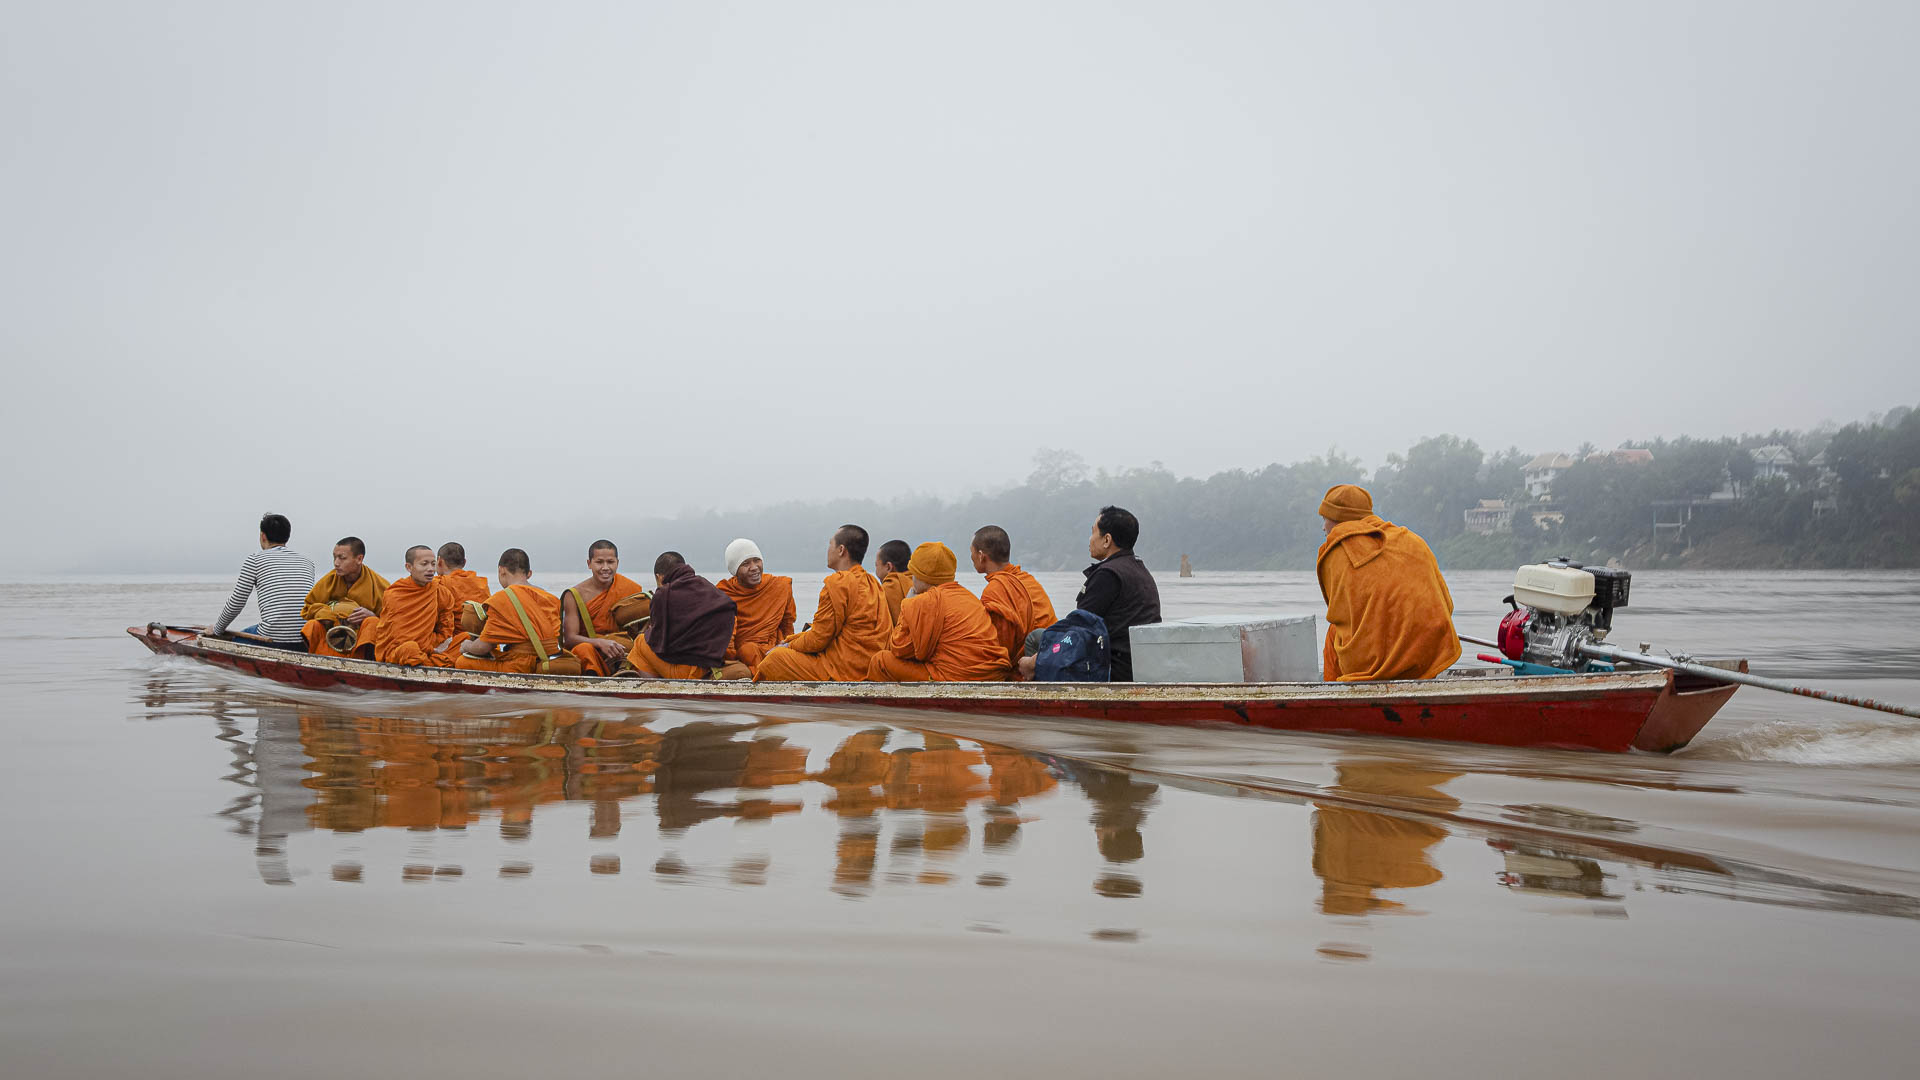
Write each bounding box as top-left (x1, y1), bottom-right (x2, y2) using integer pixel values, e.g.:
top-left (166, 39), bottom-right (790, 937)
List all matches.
top-left (1523, 452), bottom-right (1575, 499)
top-left (1750, 445), bottom-right (1795, 484)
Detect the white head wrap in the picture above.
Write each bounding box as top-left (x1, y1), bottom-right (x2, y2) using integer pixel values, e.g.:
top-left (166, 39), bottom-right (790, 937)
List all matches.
top-left (725, 538), bottom-right (764, 577)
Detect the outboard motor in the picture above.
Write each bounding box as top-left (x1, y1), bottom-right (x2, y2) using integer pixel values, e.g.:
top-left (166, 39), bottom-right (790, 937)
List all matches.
top-left (1496, 560), bottom-right (1631, 671)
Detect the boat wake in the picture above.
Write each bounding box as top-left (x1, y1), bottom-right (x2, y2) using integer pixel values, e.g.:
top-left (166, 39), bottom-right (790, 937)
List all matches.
top-left (1685, 718), bottom-right (1920, 767)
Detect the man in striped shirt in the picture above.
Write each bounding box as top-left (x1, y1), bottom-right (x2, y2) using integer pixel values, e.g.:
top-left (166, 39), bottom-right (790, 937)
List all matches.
top-left (209, 514), bottom-right (316, 648)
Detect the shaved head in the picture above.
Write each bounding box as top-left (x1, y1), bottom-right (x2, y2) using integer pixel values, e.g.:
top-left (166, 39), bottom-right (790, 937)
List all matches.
top-left (653, 551), bottom-right (686, 577)
top-left (404, 544), bottom-right (433, 566)
top-left (437, 542), bottom-right (467, 569)
top-left (834, 524), bottom-right (869, 564)
top-left (971, 525), bottom-right (1012, 564)
top-left (498, 548), bottom-right (531, 576)
top-left (876, 539), bottom-right (912, 573)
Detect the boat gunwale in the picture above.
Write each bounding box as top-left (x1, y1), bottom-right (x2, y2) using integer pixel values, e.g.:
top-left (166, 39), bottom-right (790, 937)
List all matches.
top-left (144, 628), bottom-right (1675, 704)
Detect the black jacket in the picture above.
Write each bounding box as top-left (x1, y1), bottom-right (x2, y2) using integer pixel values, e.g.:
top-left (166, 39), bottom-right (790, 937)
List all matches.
top-left (1075, 551), bottom-right (1161, 681)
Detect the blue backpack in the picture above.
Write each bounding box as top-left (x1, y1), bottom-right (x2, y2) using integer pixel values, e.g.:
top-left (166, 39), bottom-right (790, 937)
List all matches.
top-left (1032, 610), bottom-right (1110, 682)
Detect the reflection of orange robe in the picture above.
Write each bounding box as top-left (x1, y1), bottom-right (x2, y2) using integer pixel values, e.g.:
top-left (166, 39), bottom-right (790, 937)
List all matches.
top-left (1316, 515), bottom-right (1462, 681)
top-left (359, 576), bottom-right (461, 666)
top-left (980, 565), bottom-right (1057, 665)
top-left (754, 567), bottom-right (892, 682)
top-left (454, 584), bottom-right (562, 673)
top-left (880, 571), bottom-right (912, 623)
top-left (300, 568), bottom-right (390, 655)
top-left (566, 573), bottom-right (646, 677)
top-left (1311, 765), bottom-right (1460, 916)
top-left (868, 582), bottom-right (1013, 682)
top-left (716, 574), bottom-right (796, 671)
top-left (437, 570), bottom-right (490, 606)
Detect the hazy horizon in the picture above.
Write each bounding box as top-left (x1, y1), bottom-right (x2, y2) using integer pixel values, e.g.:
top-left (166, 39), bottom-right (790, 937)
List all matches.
top-left (6, 1), bottom-right (1917, 573)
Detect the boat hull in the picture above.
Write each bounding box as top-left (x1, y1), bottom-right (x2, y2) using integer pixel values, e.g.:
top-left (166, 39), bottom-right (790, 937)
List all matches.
top-left (128, 626), bottom-right (1730, 754)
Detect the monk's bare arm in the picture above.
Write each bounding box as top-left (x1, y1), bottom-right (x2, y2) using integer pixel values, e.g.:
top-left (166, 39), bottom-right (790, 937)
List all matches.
top-left (559, 592), bottom-right (589, 649)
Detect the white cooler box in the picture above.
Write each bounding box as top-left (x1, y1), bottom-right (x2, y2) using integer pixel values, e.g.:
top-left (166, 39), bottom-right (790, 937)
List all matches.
top-left (1129, 614), bottom-right (1319, 684)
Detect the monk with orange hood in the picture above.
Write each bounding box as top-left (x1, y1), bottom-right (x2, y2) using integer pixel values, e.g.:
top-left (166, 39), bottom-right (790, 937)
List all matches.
top-left (715, 538), bottom-right (796, 674)
top-left (755, 525), bottom-right (892, 682)
top-left (456, 548), bottom-right (568, 674)
top-left (1315, 484), bottom-right (1462, 681)
top-left (561, 540), bottom-right (648, 677)
top-left (868, 542), bottom-right (1013, 682)
top-left (969, 525), bottom-right (1057, 666)
top-left (358, 545), bottom-right (463, 666)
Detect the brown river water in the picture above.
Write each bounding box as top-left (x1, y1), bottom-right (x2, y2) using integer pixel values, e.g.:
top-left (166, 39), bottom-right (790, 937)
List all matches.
top-left (3, 570), bottom-right (1918, 1078)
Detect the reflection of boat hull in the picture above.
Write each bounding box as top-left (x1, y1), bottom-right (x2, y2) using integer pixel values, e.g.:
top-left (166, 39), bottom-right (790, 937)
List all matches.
top-left (129, 626), bottom-right (1736, 754)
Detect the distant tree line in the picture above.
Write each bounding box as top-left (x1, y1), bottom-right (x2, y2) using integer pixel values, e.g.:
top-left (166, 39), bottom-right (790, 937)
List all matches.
top-left (512, 403), bottom-right (1920, 576)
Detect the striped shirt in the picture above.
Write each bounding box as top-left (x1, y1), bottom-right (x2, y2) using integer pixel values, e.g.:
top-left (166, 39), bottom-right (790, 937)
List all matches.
top-left (211, 545), bottom-right (316, 641)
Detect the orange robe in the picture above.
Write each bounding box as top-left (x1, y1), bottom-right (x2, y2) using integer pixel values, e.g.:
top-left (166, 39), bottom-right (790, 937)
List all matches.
top-left (358, 576), bottom-right (462, 667)
top-left (565, 573), bottom-right (647, 677)
top-left (979, 565), bottom-right (1057, 665)
top-left (437, 570), bottom-right (490, 606)
top-left (880, 571), bottom-right (912, 623)
top-left (715, 574), bottom-right (797, 672)
top-left (454, 584), bottom-right (564, 674)
top-left (754, 567), bottom-right (892, 682)
top-left (623, 635), bottom-right (713, 680)
top-left (1316, 514), bottom-right (1462, 681)
top-left (300, 568), bottom-right (390, 655)
top-left (868, 582), bottom-right (1013, 682)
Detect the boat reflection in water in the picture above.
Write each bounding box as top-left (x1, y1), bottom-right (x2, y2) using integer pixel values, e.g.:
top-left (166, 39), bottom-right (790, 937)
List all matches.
top-left (201, 681), bottom-right (1920, 929)
top-left (217, 701), bottom-right (1094, 894)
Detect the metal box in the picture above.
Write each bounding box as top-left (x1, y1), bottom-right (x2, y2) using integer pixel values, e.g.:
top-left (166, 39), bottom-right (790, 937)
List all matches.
top-left (1129, 614), bottom-right (1319, 684)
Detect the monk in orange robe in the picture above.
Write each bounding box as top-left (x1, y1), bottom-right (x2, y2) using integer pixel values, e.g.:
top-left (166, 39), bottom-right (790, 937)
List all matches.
top-left (435, 542), bottom-right (490, 605)
top-left (969, 524), bottom-right (1057, 666)
top-left (456, 548), bottom-right (567, 674)
top-left (714, 538), bottom-right (796, 674)
top-left (301, 536), bottom-right (389, 656)
top-left (755, 525), bottom-right (892, 682)
top-left (622, 552), bottom-right (738, 679)
top-left (874, 539), bottom-right (914, 623)
top-left (868, 542), bottom-right (1013, 682)
top-left (560, 540), bottom-right (648, 677)
top-left (1316, 484), bottom-right (1463, 681)
top-left (357, 545), bottom-right (463, 666)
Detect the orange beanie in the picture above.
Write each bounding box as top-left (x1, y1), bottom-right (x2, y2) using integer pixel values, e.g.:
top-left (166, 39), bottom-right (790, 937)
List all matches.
top-left (1318, 484), bottom-right (1374, 523)
top-left (908, 542), bottom-right (957, 586)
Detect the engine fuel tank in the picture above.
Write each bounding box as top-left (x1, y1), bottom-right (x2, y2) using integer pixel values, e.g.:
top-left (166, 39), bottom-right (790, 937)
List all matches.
top-left (1513, 563), bottom-right (1596, 616)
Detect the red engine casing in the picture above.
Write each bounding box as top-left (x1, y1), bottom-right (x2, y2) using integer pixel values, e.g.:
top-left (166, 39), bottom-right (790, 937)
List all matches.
top-left (1498, 609), bottom-right (1531, 660)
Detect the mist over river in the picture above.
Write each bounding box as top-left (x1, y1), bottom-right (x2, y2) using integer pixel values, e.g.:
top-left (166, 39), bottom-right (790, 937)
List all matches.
top-left (3, 569), bottom-right (1917, 1078)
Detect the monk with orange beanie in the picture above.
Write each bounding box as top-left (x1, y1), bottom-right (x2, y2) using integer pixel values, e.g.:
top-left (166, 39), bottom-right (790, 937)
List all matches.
top-left (868, 542), bottom-right (1013, 682)
top-left (357, 545), bottom-right (463, 666)
top-left (456, 548), bottom-right (566, 674)
top-left (1315, 484), bottom-right (1462, 681)
top-left (561, 540), bottom-right (648, 677)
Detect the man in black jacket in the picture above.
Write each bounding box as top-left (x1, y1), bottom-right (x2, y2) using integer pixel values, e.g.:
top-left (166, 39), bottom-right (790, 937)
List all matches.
top-left (1019, 505), bottom-right (1162, 681)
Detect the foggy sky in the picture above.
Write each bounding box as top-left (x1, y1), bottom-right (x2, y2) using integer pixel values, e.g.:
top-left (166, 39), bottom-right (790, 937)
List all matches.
top-left (4, 0), bottom-right (1917, 573)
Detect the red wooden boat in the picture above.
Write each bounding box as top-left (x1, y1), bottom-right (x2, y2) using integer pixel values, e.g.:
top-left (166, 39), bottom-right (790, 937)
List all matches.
top-left (128, 624), bottom-right (1740, 753)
